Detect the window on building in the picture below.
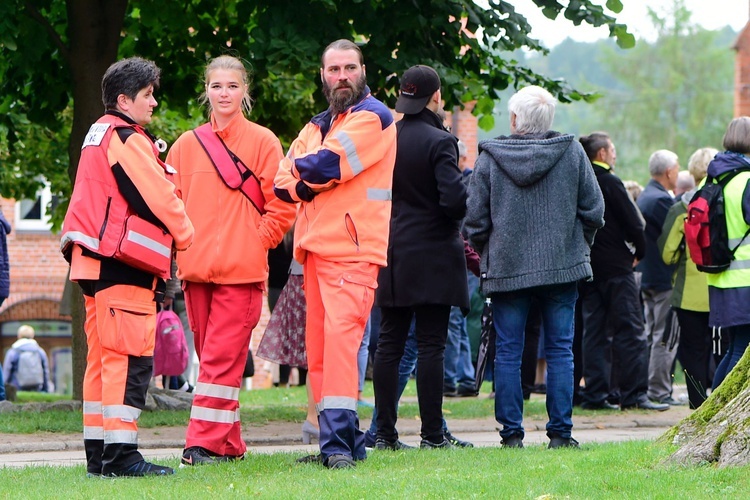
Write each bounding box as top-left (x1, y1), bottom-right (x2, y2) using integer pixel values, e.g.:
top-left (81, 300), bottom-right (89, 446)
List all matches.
top-left (14, 182), bottom-right (58, 232)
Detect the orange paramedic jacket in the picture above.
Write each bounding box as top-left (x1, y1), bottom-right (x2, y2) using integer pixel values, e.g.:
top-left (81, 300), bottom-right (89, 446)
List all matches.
top-left (274, 87), bottom-right (396, 266)
top-left (62, 111), bottom-right (194, 282)
top-left (168, 113), bottom-right (296, 284)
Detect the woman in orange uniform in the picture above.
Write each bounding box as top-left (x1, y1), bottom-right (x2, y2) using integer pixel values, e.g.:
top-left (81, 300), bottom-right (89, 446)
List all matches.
top-left (167, 55), bottom-right (296, 465)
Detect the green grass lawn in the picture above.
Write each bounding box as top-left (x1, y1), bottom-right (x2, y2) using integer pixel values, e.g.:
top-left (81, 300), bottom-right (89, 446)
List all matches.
top-left (0, 441), bottom-right (746, 498)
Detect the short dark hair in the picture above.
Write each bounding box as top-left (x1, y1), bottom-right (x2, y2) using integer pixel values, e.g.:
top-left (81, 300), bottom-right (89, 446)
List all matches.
top-left (579, 132), bottom-right (611, 162)
top-left (320, 39), bottom-right (364, 68)
top-left (723, 116), bottom-right (750, 154)
top-left (101, 57), bottom-right (161, 110)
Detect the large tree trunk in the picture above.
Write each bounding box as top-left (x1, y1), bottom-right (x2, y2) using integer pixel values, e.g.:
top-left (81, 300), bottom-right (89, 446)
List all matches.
top-left (63, 0), bottom-right (128, 399)
top-left (664, 347), bottom-right (750, 467)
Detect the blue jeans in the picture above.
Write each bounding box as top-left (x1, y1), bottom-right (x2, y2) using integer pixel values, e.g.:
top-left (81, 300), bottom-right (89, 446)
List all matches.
top-left (444, 274), bottom-right (478, 390)
top-left (492, 282), bottom-right (577, 440)
top-left (358, 319), bottom-right (371, 393)
top-left (712, 324), bottom-right (750, 390)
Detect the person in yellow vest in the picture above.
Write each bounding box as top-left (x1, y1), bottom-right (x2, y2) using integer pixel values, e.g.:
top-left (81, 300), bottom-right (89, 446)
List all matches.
top-left (705, 117), bottom-right (750, 390)
top-left (658, 147), bottom-right (719, 408)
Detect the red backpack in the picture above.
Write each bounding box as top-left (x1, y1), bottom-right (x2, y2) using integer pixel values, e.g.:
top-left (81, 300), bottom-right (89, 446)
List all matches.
top-left (153, 308), bottom-right (188, 376)
top-left (685, 169), bottom-right (750, 273)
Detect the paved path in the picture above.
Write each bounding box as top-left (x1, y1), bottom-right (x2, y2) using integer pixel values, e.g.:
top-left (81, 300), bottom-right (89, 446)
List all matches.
top-left (0, 399), bottom-right (691, 469)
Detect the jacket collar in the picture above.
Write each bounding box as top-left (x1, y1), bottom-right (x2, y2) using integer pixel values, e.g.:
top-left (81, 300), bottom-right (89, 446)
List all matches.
top-left (401, 107), bottom-right (446, 130)
top-left (210, 111), bottom-right (246, 139)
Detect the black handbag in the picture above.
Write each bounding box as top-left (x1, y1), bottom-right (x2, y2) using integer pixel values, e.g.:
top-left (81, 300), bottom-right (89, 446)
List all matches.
top-left (243, 348), bottom-right (255, 378)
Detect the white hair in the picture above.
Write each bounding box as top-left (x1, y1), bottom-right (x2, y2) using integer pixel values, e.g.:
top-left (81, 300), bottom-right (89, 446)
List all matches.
top-left (508, 85), bottom-right (556, 135)
top-left (648, 149), bottom-right (679, 176)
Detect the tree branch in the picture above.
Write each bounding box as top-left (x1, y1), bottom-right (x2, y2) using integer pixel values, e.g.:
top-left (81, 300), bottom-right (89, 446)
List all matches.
top-left (24, 1), bottom-right (70, 63)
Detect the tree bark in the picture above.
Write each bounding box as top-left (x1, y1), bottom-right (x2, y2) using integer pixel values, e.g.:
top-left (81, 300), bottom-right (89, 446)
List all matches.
top-left (665, 348), bottom-right (750, 467)
top-left (63, 0), bottom-right (128, 398)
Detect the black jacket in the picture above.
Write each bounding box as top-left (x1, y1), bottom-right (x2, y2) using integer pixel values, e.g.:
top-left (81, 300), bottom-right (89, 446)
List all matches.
top-left (590, 164), bottom-right (646, 281)
top-left (375, 109), bottom-right (469, 309)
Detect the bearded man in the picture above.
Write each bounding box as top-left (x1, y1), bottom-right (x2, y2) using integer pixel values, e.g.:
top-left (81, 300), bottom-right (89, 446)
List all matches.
top-left (274, 39), bottom-right (397, 469)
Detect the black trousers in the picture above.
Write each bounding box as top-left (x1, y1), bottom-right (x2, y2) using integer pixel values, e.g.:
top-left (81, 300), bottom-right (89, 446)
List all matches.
top-left (373, 304), bottom-right (451, 443)
top-left (581, 273), bottom-right (649, 407)
top-left (674, 308), bottom-right (711, 409)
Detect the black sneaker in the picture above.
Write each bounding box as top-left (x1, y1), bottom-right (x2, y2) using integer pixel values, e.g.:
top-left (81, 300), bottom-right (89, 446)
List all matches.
top-left (457, 385), bottom-right (479, 397)
top-left (325, 454), bottom-right (356, 469)
top-left (548, 433), bottom-right (580, 449)
top-left (181, 446), bottom-right (218, 466)
top-left (501, 433), bottom-right (524, 448)
top-left (374, 438), bottom-right (414, 450)
top-left (445, 432), bottom-right (474, 448)
top-left (215, 453), bottom-right (244, 462)
top-left (106, 460), bottom-right (175, 477)
top-left (419, 437), bottom-right (454, 449)
top-left (443, 385), bottom-right (458, 397)
top-left (296, 453), bottom-right (323, 464)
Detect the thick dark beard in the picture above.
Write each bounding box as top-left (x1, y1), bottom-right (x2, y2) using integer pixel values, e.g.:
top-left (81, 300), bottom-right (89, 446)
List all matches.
top-left (323, 73), bottom-right (367, 115)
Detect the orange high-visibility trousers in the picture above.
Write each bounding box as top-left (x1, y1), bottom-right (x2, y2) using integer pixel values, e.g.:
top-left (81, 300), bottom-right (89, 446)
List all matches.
top-left (183, 282), bottom-right (263, 457)
top-left (304, 253), bottom-right (378, 462)
top-left (82, 283), bottom-right (157, 475)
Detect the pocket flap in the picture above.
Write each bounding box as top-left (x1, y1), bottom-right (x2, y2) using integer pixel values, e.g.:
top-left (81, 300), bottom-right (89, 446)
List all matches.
top-left (342, 273), bottom-right (378, 289)
top-left (107, 298), bottom-right (154, 315)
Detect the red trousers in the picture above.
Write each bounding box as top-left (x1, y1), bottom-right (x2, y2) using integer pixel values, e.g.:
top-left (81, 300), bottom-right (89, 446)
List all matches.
top-left (304, 254), bottom-right (378, 460)
top-left (183, 281), bottom-right (263, 456)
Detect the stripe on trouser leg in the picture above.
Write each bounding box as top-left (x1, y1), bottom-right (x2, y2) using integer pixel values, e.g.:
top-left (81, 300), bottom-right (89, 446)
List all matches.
top-left (84, 426), bottom-right (104, 440)
top-left (83, 401), bottom-right (104, 439)
top-left (103, 405), bottom-right (142, 422)
top-left (83, 401), bottom-right (102, 414)
top-left (195, 381), bottom-right (241, 400)
top-left (104, 429), bottom-right (138, 445)
top-left (190, 406), bottom-right (241, 424)
top-left (317, 396), bottom-right (358, 413)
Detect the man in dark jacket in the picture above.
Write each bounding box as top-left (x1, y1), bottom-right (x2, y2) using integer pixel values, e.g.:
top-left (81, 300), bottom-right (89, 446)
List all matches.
top-left (636, 149), bottom-right (682, 406)
top-left (373, 65), bottom-right (468, 449)
top-left (579, 133), bottom-right (669, 412)
top-left (465, 86), bottom-right (605, 449)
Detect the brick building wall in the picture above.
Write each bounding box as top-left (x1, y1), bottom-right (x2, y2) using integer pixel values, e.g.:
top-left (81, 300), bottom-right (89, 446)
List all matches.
top-left (0, 199), bottom-right (69, 340)
top-left (734, 20), bottom-right (750, 117)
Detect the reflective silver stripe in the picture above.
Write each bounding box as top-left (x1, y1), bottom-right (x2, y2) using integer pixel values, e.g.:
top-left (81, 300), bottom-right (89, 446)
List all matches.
top-left (317, 396), bottom-right (357, 412)
top-left (102, 405), bottom-right (142, 422)
top-left (195, 382), bottom-right (240, 401)
top-left (127, 230), bottom-right (171, 258)
top-left (83, 426), bottom-right (104, 440)
top-left (61, 231), bottom-right (100, 251)
top-left (728, 258), bottom-right (750, 271)
top-left (190, 405), bottom-right (240, 424)
top-left (105, 429), bottom-right (138, 445)
top-left (335, 131), bottom-right (364, 175)
top-left (83, 401), bottom-right (102, 414)
top-left (728, 237), bottom-right (750, 248)
top-left (367, 188), bottom-right (392, 201)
